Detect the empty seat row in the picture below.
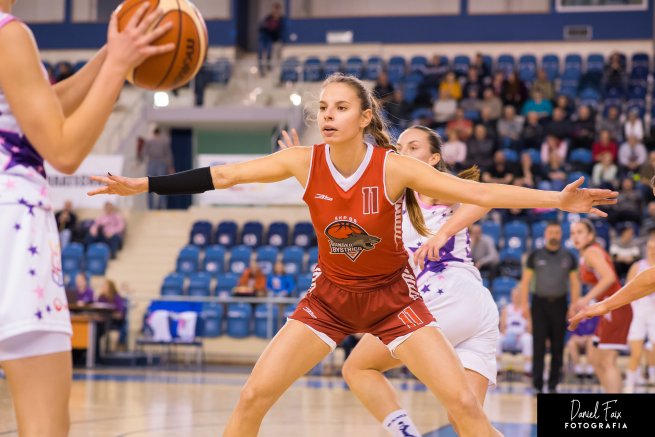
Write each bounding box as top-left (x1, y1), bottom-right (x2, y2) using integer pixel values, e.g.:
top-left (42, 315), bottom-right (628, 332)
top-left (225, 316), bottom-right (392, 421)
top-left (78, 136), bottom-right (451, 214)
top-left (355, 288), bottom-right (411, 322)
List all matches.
top-left (190, 220), bottom-right (316, 249)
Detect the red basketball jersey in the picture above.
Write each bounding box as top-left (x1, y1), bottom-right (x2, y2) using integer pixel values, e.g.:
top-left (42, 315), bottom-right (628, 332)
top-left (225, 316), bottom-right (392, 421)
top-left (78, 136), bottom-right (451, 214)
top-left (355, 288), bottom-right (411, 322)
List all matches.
top-left (303, 144), bottom-right (410, 290)
top-left (579, 244), bottom-right (621, 299)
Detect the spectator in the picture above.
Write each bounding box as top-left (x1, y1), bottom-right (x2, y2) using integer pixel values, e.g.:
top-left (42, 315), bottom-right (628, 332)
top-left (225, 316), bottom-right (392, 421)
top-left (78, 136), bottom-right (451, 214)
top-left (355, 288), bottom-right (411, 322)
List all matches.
top-left (491, 71), bottom-right (505, 96)
top-left (637, 151), bottom-right (655, 200)
top-left (540, 134), bottom-right (568, 165)
top-left (603, 52), bottom-right (627, 93)
top-left (520, 221), bottom-right (580, 394)
top-left (610, 222), bottom-right (641, 282)
top-left (520, 111), bottom-right (545, 150)
top-left (554, 95), bottom-right (574, 119)
top-left (266, 261), bottom-right (296, 297)
top-left (420, 54), bottom-right (448, 90)
top-left (500, 71), bottom-right (528, 110)
top-left (640, 202), bottom-right (655, 236)
top-left (96, 278), bottom-right (127, 350)
top-left (591, 152), bottom-right (619, 189)
top-left (497, 288), bottom-right (533, 376)
top-left (466, 124), bottom-right (495, 170)
top-left (545, 107), bottom-right (573, 140)
top-left (618, 135), bottom-right (647, 176)
top-left (441, 131), bottom-right (467, 170)
top-left (469, 223), bottom-right (499, 279)
top-left (608, 178), bottom-right (643, 226)
top-left (433, 89), bottom-right (457, 124)
top-left (257, 2), bottom-right (284, 75)
top-left (565, 316), bottom-right (599, 380)
top-left (72, 273), bottom-right (94, 306)
top-left (515, 152), bottom-right (537, 188)
top-left (541, 150), bottom-right (569, 191)
top-left (482, 150), bottom-right (515, 185)
top-left (446, 108), bottom-right (473, 141)
top-left (459, 87), bottom-right (482, 115)
top-left (55, 200), bottom-right (78, 248)
top-left (439, 72), bottom-right (462, 101)
top-left (55, 62), bottom-right (73, 82)
top-left (591, 129), bottom-right (618, 162)
top-left (234, 260), bottom-right (267, 297)
top-left (478, 106), bottom-right (499, 141)
top-left (624, 108), bottom-right (644, 142)
top-left (530, 68), bottom-right (555, 101)
top-left (471, 53), bottom-right (491, 80)
top-left (479, 87), bottom-right (502, 121)
top-left (497, 105), bottom-right (523, 145)
top-left (373, 71), bottom-right (394, 104)
top-left (384, 89), bottom-right (413, 130)
top-left (597, 106), bottom-right (623, 143)
top-left (570, 105), bottom-right (596, 150)
top-left (521, 90), bottom-right (553, 119)
top-left (462, 69), bottom-right (483, 98)
top-left (142, 127), bottom-right (174, 210)
top-left (86, 202), bottom-right (126, 259)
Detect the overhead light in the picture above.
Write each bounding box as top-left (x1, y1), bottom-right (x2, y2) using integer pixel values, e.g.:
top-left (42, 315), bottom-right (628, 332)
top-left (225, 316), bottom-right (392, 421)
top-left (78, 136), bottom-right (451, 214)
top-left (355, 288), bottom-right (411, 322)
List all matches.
top-left (290, 93), bottom-right (302, 106)
top-left (153, 92), bottom-right (170, 108)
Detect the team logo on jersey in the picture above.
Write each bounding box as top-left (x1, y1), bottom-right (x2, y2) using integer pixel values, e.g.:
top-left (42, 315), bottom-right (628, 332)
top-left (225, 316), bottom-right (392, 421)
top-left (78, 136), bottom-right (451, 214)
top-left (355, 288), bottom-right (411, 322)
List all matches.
top-left (324, 220), bottom-right (381, 261)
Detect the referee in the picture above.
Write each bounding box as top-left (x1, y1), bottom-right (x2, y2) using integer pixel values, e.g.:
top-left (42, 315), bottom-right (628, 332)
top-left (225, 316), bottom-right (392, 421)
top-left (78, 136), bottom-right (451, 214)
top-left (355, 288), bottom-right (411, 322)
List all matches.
top-left (520, 221), bottom-right (581, 394)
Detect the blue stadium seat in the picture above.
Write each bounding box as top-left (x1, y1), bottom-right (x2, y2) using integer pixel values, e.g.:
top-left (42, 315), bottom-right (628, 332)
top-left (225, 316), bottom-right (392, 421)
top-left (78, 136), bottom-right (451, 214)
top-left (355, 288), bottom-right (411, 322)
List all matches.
top-left (280, 57), bottom-right (300, 83)
top-left (307, 246), bottom-right (319, 272)
top-left (586, 53), bottom-right (604, 73)
top-left (188, 272), bottom-right (212, 297)
top-left (86, 243), bottom-right (110, 276)
top-left (481, 221), bottom-right (501, 245)
top-left (492, 276), bottom-right (519, 307)
top-left (569, 148), bottom-right (593, 167)
top-left (409, 55), bottom-right (428, 73)
top-left (345, 56), bottom-right (364, 79)
top-left (499, 248), bottom-right (523, 278)
top-left (627, 99), bottom-right (646, 118)
top-left (594, 220), bottom-right (611, 251)
top-left (200, 303), bottom-right (223, 337)
top-left (296, 273), bottom-right (314, 298)
top-left (387, 56), bottom-right (407, 85)
top-left (518, 54), bottom-right (537, 83)
top-left (496, 54), bottom-right (515, 75)
top-left (523, 148), bottom-right (541, 165)
top-left (503, 221), bottom-right (529, 250)
top-left (564, 54), bottom-right (582, 73)
top-left (502, 149), bottom-right (519, 163)
top-left (531, 221), bottom-right (548, 249)
top-left (293, 222), bottom-right (315, 248)
top-left (631, 52), bottom-right (649, 71)
top-left (282, 246), bottom-right (304, 275)
top-left (578, 88), bottom-right (601, 109)
top-left (226, 303), bottom-right (252, 338)
top-left (453, 55), bottom-right (470, 76)
top-left (241, 221), bottom-right (264, 247)
top-left (254, 304), bottom-right (280, 339)
top-left (323, 56), bottom-right (342, 78)
top-left (161, 273), bottom-right (185, 296)
top-left (284, 304), bottom-right (296, 319)
top-left (229, 245), bottom-right (253, 274)
top-left (176, 245), bottom-right (201, 275)
top-left (216, 272), bottom-right (239, 296)
top-left (303, 57), bottom-right (322, 82)
top-left (203, 245), bottom-right (227, 276)
top-left (541, 54), bottom-right (560, 81)
top-left (189, 220), bottom-right (212, 247)
top-left (62, 242), bottom-right (85, 273)
top-left (365, 56), bottom-right (384, 81)
top-left (256, 245), bottom-right (279, 275)
top-left (215, 220), bottom-right (238, 248)
top-left (63, 270), bottom-right (79, 290)
top-left (266, 221), bottom-right (289, 247)
top-left (402, 72), bottom-right (422, 103)
top-left (567, 172), bottom-right (590, 188)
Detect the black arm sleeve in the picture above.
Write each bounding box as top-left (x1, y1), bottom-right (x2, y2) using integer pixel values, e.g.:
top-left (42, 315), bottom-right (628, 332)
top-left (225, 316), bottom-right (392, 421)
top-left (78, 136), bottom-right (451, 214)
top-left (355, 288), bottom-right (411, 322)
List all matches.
top-left (148, 167), bottom-right (215, 195)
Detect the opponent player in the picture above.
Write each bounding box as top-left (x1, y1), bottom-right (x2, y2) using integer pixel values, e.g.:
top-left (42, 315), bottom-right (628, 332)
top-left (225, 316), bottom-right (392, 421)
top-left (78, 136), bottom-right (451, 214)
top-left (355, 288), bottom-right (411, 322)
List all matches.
top-left (569, 220), bottom-right (632, 393)
top-left (0, 3), bottom-right (173, 435)
top-left (89, 73), bottom-right (616, 436)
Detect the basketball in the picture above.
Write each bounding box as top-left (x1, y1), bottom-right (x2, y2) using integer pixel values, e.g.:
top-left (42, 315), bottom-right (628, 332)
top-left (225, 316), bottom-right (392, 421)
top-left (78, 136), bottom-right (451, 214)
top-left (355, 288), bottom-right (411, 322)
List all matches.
top-left (115, 0), bottom-right (208, 91)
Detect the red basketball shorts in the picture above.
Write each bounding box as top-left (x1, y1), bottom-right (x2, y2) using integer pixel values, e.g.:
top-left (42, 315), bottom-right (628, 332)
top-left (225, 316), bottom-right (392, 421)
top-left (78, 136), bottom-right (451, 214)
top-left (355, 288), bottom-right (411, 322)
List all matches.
top-left (593, 301), bottom-right (632, 351)
top-left (288, 267), bottom-right (437, 354)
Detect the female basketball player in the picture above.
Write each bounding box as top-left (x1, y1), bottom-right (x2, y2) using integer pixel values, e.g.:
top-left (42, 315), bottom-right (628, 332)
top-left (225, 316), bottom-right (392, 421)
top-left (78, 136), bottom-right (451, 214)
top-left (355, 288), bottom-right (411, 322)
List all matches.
top-left (90, 74), bottom-right (616, 436)
top-left (0, 3), bottom-right (173, 436)
top-left (568, 220), bottom-right (632, 393)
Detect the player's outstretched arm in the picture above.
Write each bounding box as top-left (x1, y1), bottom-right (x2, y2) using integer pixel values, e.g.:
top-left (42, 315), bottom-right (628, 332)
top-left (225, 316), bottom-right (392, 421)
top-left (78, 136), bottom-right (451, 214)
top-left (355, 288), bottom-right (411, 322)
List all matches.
top-left (569, 265), bottom-right (655, 330)
top-left (0, 6), bottom-right (173, 174)
top-left (89, 146), bottom-right (311, 196)
top-left (387, 154), bottom-right (618, 216)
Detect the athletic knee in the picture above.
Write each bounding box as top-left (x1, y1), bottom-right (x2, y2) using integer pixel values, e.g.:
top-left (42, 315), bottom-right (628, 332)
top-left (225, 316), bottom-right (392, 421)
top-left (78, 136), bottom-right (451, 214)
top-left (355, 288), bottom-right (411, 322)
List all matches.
top-left (450, 390), bottom-right (481, 418)
top-left (341, 359), bottom-right (360, 385)
top-left (237, 383), bottom-right (277, 413)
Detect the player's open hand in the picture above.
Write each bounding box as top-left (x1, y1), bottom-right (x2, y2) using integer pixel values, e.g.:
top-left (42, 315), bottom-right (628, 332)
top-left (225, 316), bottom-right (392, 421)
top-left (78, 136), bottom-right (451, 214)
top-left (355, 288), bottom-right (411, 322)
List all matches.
top-left (568, 301), bottom-right (609, 331)
top-left (88, 174), bottom-right (148, 197)
top-left (413, 232), bottom-right (446, 270)
top-left (558, 177), bottom-right (618, 217)
top-left (277, 128), bottom-right (301, 150)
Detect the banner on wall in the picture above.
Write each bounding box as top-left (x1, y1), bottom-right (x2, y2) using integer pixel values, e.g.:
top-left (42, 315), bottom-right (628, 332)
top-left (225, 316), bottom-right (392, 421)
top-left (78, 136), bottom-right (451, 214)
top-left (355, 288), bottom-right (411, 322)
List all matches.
top-left (196, 154), bottom-right (304, 205)
top-left (45, 155), bottom-right (124, 209)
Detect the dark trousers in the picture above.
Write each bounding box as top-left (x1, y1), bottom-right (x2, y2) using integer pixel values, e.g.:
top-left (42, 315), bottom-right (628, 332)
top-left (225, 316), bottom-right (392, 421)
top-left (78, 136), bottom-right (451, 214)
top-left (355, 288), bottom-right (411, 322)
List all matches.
top-left (531, 295), bottom-right (568, 390)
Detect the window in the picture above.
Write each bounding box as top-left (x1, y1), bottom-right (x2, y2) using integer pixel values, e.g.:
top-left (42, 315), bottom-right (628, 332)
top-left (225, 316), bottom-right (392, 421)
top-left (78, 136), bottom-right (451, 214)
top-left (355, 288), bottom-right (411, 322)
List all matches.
top-left (556, 0), bottom-right (647, 12)
top-left (468, 0), bottom-right (549, 14)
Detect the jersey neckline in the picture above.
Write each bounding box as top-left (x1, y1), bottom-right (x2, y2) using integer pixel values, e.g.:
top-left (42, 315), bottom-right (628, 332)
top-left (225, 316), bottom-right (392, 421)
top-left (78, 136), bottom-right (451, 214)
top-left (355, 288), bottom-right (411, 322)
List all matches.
top-left (324, 143), bottom-right (373, 192)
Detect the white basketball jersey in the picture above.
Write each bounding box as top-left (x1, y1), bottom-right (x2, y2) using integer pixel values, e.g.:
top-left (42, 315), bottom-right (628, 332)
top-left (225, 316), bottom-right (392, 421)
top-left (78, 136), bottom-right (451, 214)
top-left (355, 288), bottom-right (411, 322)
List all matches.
top-left (402, 196), bottom-right (481, 293)
top-left (632, 259), bottom-right (655, 311)
top-left (0, 12), bottom-right (51, 210)
top-left (505, 303), bottom-right (528, 335)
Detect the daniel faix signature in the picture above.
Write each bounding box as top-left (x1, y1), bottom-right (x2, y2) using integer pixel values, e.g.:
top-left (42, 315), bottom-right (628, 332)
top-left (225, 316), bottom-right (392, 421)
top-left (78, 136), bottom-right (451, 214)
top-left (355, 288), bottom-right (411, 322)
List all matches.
top-left (565, 399), bottom-right (628, 430)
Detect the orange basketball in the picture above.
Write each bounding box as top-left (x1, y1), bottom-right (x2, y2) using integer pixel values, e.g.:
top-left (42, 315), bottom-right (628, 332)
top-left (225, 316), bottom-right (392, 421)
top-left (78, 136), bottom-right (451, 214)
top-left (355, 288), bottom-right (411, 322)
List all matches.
top-left (115, 0), bottom-right (208, 91)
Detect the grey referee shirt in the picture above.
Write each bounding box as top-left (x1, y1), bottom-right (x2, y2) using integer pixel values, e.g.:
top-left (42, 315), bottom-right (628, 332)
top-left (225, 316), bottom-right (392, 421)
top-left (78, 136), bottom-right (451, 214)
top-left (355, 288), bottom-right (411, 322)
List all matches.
top-left (526, 247), bottom-right (578, 298)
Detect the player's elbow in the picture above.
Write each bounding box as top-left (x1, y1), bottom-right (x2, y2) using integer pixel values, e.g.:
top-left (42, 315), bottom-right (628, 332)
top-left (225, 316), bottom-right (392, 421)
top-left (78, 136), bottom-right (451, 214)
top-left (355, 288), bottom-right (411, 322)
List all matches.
top-left (50, 156), bottom-right (81, 175)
